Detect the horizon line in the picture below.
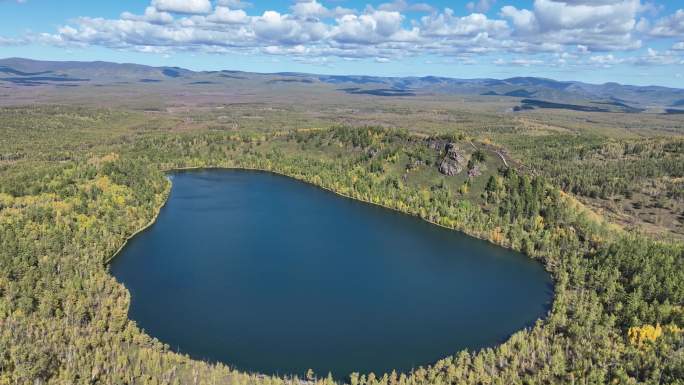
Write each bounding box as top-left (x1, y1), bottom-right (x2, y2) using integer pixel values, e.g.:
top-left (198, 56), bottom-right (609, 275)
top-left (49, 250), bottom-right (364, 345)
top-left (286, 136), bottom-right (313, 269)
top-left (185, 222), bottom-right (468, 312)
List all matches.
top-left (2, 56), bottom-right (681, 91)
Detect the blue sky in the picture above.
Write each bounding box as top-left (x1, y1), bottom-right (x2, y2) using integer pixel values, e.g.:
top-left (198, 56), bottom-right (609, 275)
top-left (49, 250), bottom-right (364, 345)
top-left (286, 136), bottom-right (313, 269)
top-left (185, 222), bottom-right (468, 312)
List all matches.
top-left (1, 0), bottom-right (684, 86)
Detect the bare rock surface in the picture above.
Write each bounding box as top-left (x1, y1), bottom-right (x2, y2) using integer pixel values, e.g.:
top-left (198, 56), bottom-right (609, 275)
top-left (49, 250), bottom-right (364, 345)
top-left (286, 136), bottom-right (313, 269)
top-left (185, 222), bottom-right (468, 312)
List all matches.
top-left (438, 143), bottom-right (467, 176)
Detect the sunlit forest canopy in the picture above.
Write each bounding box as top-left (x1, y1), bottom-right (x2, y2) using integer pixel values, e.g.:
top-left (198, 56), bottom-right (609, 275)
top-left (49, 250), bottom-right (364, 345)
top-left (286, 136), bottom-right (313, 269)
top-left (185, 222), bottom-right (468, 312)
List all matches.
top-left (0, 102), bottom-right (682, 384)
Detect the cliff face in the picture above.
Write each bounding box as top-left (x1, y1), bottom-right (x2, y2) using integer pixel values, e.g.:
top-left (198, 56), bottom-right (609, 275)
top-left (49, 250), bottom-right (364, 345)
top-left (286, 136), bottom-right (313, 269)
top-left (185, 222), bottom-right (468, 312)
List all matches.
top-left (439, 143), bottom-right (467, 176)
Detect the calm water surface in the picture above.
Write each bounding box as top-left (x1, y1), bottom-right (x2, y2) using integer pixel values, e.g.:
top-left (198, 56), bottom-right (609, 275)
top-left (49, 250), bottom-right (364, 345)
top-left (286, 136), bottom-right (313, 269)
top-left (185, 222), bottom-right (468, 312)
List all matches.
top-left (110, 169), bottom-right (553, 378)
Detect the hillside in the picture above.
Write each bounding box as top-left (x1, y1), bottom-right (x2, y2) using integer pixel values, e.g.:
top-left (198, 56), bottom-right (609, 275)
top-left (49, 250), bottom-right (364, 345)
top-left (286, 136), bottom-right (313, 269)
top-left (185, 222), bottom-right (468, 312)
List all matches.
top-left (0, 104), bottom-right (682, 385)
top-left (2, 58), bottom-right (684, 111)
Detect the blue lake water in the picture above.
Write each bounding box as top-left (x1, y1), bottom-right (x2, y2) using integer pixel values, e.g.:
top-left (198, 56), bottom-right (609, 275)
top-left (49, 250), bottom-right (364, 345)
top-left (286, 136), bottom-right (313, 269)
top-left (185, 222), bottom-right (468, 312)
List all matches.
top-left (110, 169), bottom-right (553, 378)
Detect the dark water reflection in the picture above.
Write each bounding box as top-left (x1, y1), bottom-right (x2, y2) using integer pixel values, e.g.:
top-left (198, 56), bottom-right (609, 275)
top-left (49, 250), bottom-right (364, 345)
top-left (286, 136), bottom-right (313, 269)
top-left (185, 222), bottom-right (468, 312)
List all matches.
top-left (111, 169), bottom-right (553, 378)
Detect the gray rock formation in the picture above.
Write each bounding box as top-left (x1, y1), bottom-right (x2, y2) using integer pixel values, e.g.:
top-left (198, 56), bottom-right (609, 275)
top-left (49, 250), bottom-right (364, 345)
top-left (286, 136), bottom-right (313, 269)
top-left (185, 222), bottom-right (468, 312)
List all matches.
top-left (438, 143), bottom-right (467, 176)
top-left (439, 159), bottom-right (462, 176)
top-left (468, 164), bottom-right (482, 178)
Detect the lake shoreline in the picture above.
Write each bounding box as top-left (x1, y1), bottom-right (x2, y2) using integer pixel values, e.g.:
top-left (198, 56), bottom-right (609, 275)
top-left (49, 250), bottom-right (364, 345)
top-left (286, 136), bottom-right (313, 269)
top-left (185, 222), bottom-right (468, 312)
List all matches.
top-left (168, 166), bottom-right (533, 262)
top-left (107, 167), bottom-right (555, 378)
top-left (104, 177), bottom-right (172, 265)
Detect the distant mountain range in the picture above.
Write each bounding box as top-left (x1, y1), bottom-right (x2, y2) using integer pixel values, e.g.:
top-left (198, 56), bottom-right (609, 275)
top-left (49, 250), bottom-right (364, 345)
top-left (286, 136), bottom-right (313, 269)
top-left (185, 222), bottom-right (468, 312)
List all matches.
top-left (2, 57), bottom-right (684, 112)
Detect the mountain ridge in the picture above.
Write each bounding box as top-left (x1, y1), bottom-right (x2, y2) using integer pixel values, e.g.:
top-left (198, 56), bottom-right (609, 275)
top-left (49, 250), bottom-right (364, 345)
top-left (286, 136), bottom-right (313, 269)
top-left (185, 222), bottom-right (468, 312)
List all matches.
top-left (2, 57), bottom-right (684, 109)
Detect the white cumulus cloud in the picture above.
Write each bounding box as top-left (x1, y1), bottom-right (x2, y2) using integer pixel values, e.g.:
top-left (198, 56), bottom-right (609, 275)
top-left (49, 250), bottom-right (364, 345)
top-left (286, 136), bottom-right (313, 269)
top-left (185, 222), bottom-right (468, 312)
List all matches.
top-left (17, 0), bottom-right (681, 69)
top-left (207, 6), bottom-right (249, 24)
top-left (122, 6), bottom-right (174, 25)
top-left (152, 0), bottom-right (212, 14)
top-left (650, 9), bottom-right (684, 37)
top-left (501, 0), bottom-right (642, 51)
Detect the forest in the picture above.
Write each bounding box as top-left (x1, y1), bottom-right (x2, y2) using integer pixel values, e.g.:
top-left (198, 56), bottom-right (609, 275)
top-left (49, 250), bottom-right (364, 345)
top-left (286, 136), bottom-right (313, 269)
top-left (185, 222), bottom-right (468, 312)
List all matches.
top-left (0, 105), bottom-right (682, 385)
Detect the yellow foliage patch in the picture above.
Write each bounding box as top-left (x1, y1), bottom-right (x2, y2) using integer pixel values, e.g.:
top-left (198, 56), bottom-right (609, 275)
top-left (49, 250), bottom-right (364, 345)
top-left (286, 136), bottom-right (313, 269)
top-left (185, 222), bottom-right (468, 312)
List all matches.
top-left (628, 324), bottom-right (662, 346)
top-left (490, 226), bottom-right (504, 244)
top-left (88, 152), bottom-right (120, 166)
top-left (0, 193), bottom-right (14, 208)
top-left (76, 213), bottom-right (97, 231)
top-left (94, 175), bottom-right (112, 192)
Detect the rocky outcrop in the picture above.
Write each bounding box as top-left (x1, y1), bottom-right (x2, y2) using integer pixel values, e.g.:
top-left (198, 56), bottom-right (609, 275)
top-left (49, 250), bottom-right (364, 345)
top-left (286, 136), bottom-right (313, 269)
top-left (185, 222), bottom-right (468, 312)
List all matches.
top-left (427, 139), bottom-right (447, 151)
top-left (468, 164), bottom-right (482, 178)
top-left (439, 159), bottom-right (462, 176)
top-left (445, 143), bottom-right (465, 162)
top-left (438, 143), bottom-right (467, 176)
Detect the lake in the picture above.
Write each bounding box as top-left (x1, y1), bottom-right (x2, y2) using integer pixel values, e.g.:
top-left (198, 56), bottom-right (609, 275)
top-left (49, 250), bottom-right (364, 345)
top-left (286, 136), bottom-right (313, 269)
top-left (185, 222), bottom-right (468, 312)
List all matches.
top-left (110, 169), bottom-right (553, 378)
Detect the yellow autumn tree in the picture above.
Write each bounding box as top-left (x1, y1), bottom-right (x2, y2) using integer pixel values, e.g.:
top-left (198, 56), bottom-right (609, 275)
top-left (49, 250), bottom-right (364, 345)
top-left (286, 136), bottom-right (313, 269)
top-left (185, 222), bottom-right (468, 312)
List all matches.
top-left (628, 324), bottom-right (663, 346)
top-left (490, 226), bottom-right (504, 244)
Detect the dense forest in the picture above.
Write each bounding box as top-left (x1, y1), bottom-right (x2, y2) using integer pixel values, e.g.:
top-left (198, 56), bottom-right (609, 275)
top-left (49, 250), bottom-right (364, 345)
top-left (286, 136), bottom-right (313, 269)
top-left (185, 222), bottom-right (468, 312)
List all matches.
top-left (0, 106), bottom-right (682, 384)
top-left (503, 133), bottom-right (684, 238)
